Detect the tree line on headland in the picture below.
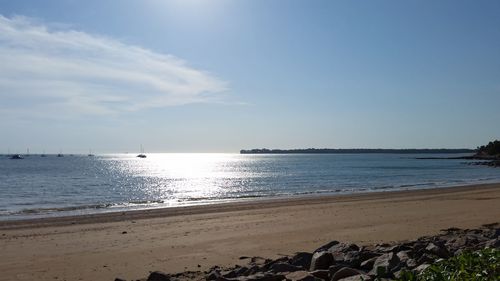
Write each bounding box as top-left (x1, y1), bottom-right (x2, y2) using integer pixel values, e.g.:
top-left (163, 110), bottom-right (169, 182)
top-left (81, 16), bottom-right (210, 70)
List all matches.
top-left (239, 148), bottom-right (475, 154)
top-left (476, 140), bottom-right (500, 158)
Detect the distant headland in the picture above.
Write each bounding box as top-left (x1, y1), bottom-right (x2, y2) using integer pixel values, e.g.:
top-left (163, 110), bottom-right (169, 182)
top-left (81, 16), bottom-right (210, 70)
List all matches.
top-left (240, 148), bottom-right (475, 154)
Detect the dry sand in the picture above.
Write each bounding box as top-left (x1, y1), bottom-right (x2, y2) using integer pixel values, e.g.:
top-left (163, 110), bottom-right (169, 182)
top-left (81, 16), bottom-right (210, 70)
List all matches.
top-left (1, 183), bottom-right (499, 281)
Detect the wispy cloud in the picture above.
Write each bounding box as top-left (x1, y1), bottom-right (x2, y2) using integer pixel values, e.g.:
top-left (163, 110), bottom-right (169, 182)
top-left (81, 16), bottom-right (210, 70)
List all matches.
top-left (0, 15), bottom-right (228, 116)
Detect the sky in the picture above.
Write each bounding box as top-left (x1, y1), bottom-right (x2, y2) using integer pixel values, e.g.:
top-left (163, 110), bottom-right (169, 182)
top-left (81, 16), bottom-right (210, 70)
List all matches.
top-left (0, 0), bottom-right (499, 153)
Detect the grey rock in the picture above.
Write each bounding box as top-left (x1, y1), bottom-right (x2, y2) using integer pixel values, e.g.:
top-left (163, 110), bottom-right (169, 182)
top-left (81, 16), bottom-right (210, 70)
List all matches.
top-left (485, 238), bottom-right (500, 248)
top-left (380, 244), bottom-right (411, 253)
top-left (413, 264), bottom-right (430, 274)
top-left (232, 272), bottom-right (284, 281)
top-left (330, 267), bottom-right (363, 281)
top-left (425, 243), bottom-right (450, 258)
top-left (358, 250), bottom-right (379, 262)
top-left (290, 252), bottom-right (313, 269)
top-left (314, 241), bottom-right (340, 253)
top-left (234, 267), bottom-right (249, 276)
top-left (417, 253), bottom-right (435, 265)
top-left (396, 250), bottom-right (411, 263)
top-left (309, 269), bottom-right (329, 280)
top-left (262, 257), bottom-right (289, 271)
top-left (222, 269), bottom-right (239, 279)
top-left (268, 262), bottom-right (301, 273)
top-left (342, 251), bottom-right (361, 268)
top-left (285, 271), bottom-right (322, 281)
top-left (328, 264), bottom-right (346, 278)
top-left (369, 252), bottom-right (399, 277)
top-left (329, 243), bottom-right (359, 254)
top-left (359, 257), bottom-right (377, 271)
top-left (147, 271), bottom-right (171, 281)
top-left (206, 270), bottom-right (221, 280)
top-left (310, 251), bottom-right (334, 271)
top-left (244, 265), bottom-right (262, 276)
top-left (336, 274), bottom-right (371, 281)
top-left (405, 259), bottom-right (418, 269)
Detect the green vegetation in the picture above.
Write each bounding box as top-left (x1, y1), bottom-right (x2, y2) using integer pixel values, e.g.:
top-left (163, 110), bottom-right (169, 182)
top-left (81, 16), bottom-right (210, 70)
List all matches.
top-left (397, 248), bottom-right (500, 281)
top-left (477, 140), bottom-right (500, 157)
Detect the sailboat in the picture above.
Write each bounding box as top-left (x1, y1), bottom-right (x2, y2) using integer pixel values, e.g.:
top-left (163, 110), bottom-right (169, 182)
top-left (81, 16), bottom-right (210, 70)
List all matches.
top-left (41, 150), bottom-right (47, 157)
top-left (137, 144), bottom-right (147, 158)
top-left (57, 149), bottom-right (64, 157)
top-left (88, 149), bottom-right (95, 157)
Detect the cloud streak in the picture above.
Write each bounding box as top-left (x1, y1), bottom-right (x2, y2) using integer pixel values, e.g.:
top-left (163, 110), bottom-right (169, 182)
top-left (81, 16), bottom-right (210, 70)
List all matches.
top-left (0, 15), bottom-right (228, 116)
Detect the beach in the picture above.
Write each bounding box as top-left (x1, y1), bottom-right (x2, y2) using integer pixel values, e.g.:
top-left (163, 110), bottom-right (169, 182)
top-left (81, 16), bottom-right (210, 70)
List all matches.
top-left (1, 183), bottom-right (499, 281)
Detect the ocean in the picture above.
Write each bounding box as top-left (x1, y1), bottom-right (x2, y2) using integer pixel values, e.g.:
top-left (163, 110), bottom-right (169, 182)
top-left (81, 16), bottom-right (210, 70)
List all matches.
top-left (1, 153), bottom-right (499, 220)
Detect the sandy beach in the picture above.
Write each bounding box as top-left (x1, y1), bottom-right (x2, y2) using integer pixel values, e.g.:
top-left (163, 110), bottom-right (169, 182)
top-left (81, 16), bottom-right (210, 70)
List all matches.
top-left (1, 183), bottom-right (499, 281)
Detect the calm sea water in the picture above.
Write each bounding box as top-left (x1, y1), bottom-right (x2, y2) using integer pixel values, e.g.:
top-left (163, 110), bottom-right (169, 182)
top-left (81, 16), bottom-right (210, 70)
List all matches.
top-left (1, 153), bottom-right (499, 220)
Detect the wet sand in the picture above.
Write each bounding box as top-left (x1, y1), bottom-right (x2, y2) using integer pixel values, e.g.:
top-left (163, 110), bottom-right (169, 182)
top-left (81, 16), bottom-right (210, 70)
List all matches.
top-left (1, 183), bottom-right (499, 281)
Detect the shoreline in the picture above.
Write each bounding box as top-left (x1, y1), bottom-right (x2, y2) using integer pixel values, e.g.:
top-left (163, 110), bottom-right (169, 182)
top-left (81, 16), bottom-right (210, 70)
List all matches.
top-left (1, 183), bottom-right (499, 281)
top-left (1, 182), bottom-right (499, 230)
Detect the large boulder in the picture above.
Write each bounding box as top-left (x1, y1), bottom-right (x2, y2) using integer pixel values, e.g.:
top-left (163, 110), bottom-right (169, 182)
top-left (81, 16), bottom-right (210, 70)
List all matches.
top-left (147, 271), bottom-right (171, 281)
top-left (425, 243), bottom-right (450, 258)
top-left (290, 252), bottom-right (313, 269)
top-left (268, 262), bottom-right (302, 273)
top-left (330, 267), bottom-right (364, 281)
top-left (342, 251), bottom-right (361, 268)
top-left (310, 251), bottom-right (334, 271)
top-left (369, 253), bottom-right (400, 277)
top-left (359, 257), bottom-right (377, 271)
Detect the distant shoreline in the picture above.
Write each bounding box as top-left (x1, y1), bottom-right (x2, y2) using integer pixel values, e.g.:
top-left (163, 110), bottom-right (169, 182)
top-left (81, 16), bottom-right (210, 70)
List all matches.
top-left (240, 148), bottom-right (475, 154)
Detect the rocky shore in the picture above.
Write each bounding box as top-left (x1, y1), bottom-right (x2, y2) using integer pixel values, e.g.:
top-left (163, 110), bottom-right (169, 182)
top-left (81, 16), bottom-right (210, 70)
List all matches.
top-left (127, 223), bottom-right (499, 281)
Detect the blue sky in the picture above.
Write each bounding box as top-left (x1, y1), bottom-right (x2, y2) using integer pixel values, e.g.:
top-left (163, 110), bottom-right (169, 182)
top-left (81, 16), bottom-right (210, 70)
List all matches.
top-left (1, 0), bottom-right (499, 153)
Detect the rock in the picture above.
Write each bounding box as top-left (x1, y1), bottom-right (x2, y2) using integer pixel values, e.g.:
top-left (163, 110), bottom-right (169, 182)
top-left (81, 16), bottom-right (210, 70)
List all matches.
top-left (268, 262), bottom-right (301, 273)
top-left (285, 271), bottom-right (322, 281)
top-left (330, 267), bottom-right (363, 281)
top-left (309, 269), bottom-right (329, 280)
top-left (483, 227), bottom-right (500, 239)
top-left (222, 269), bottom-right (239, 279)
top-left (380, 244), bottom-right (411, 253)
top-left (417, 253), bottom-right (435, 265)
top-left (425, 243), bottom-right (450, 258)
top-left (445, 236), bottom-right (468, 253)
top-left (206, 270), bottom-right (221, 280)
top-left (328, 264), bottom-right (346, 277)
top-left (337, 274), bottom-right (371, 281)
top-left (485, 238), bottom-right (500, 248)
top-left (405, 259), bottom-right (418, 269)
top-left (358, 250), bottom-right (379, 262)
top-left (369, 252), bottom-right (399, 277)
top-left (314, 241), bottom-right (340, 253)
top-left (342, 251), bottom-right (361, 268)
top-left (114, 278), bottom-right (126, 281)
top-left (290, 252), bottom-right (313, 269)
top-left (359, 257), bottom-right (377, 271)
top-left (262, 257), bottom-right (289, 271)
top-left (233, 272), bottom-right (284, 281)
top-left (396, 250), bottom-right (411, 264)
top-left (147, 271), bottom-right (170, 281)
top-left (244, 265), bottom-right (262, 276)
top-left (310, 251), bottom-right (334, 271)
top-left (413, 264), bottom-right (430, 274)
top-left (329, 243), bottom-right (359, 254)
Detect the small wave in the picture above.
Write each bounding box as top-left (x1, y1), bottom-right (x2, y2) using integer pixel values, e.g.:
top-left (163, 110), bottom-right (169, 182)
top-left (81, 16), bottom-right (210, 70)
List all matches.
top-left (399, 183), bottom-right (435, 188)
